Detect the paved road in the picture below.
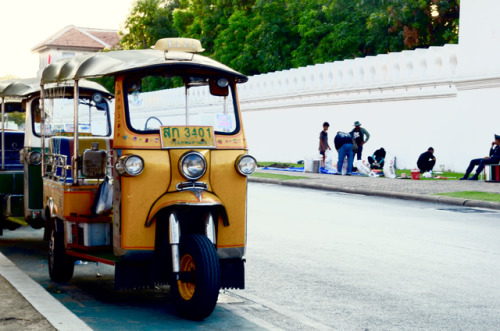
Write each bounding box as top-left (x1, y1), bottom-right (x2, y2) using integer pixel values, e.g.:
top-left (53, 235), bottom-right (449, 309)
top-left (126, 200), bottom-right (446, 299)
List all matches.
top-left (244, 183), bottom-right (500, 330)
top-left (1, 183), bottom-right (499, 330)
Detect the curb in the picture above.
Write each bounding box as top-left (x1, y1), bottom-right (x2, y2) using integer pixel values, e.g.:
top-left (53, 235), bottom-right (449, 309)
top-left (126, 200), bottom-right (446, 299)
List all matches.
top-left (249, 177), bottom-right (500, 210)
top-left (0, 253), bottom-right (92, 331)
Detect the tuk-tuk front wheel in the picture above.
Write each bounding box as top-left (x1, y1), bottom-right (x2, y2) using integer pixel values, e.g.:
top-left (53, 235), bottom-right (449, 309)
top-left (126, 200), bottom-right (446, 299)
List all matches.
top-left (172, 234), bottom-right (220, 320)
top-left (48, 219), bottom-right (74, 282)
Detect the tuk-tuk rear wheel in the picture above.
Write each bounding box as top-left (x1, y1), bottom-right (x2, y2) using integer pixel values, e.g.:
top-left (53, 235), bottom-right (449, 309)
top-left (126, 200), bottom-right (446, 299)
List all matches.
top-left (172, 234), bottom-right (220, 320)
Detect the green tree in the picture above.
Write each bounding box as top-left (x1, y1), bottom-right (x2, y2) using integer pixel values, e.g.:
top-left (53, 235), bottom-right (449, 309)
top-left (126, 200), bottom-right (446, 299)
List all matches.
top-left (119, 0), bottom-right (459, 76)
top-left (366, 0), bottom-right (459, 54)
top-left (120, 0), bottom-right (179, 50)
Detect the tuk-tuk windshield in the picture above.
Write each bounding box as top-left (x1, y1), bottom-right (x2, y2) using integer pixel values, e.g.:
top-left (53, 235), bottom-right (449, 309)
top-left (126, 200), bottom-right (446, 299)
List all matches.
top-left (1, 102), bottom-right (25, 131)
top-left (124, 73), bottom-right (239, 135)
top-left (32, 97), bottom-right (111, 137)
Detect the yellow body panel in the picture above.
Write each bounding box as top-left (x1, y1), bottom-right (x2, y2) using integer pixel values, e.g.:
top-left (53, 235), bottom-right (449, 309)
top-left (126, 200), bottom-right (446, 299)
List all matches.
top-left (146, 191), bottom-right (223, 225)
top-left (120, 150), bottom-right (171, 249)
top-left (43, 179), bottom-right (97, 218)
top-left (210, 150), bottom-right (247, 249)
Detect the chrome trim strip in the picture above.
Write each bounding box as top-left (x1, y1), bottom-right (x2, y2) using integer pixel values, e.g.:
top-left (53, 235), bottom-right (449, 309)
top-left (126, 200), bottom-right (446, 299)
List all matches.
top-left (176, 181), bottom-right (208, 191)
top-left (205, 213), bottom-right (216, 245)
top-left (169, 213), bottom-right (181, 273)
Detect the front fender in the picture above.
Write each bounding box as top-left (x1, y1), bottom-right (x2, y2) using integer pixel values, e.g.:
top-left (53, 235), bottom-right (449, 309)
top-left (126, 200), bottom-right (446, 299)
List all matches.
top-left (145, 190), bottom-right (224, 227)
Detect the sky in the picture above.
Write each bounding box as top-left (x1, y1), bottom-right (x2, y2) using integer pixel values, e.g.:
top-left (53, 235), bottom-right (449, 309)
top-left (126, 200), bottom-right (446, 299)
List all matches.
top-left (0, 0), bottom-right (136, 78)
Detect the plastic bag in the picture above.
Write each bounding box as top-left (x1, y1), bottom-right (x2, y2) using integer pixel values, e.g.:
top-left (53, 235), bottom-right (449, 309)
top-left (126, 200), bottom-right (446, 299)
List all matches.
top-left (341, 158), bottom-right (348, 175)
top-left (91, 176), bottom-right (113, 215)
top-left (356, 159), bottom-right (371, 176)
top-left (383, 155), bottom-right (397, 179)
top-left (325, 150), bottom-right (334, 169)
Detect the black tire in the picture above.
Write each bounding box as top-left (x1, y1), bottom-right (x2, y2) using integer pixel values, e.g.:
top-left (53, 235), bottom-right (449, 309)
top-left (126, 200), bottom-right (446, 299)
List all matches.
top-left (172, 234), bottom-right (220, 320)
top-left (29, 215), bottom-right (45, 230)
top-left (48, 218), bottom-right (74, 282)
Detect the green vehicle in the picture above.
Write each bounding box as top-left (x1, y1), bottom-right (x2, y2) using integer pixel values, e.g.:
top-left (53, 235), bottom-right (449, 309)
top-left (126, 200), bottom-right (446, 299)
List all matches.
top-left (0, 78), bottom-right (111, 235)
top-left (0, 79), bottom-right (34, 234)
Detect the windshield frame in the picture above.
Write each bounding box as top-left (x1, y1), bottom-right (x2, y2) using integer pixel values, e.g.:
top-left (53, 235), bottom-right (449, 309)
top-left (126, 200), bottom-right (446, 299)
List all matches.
top-left (122, 69), bottom-right (241, 136)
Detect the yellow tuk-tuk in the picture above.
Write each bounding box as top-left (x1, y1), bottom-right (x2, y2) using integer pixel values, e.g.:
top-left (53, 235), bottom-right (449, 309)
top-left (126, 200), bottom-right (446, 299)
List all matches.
top-left (40, 38), bottom-right (256, 320)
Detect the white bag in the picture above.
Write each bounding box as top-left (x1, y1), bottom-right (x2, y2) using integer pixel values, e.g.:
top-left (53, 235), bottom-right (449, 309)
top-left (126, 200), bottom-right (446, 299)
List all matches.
top-left (325, 150), bottom-right (334, 169)
top-left (341, 158), bottom-right (348, 175)
top-left (356, 159), bottom-right (371, 176)
top-left (383, 155), bottom-right (397, 179)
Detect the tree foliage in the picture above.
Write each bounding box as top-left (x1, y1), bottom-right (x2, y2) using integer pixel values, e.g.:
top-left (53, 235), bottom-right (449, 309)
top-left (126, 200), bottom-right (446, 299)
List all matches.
top-left (120, 0), bottom-right (459, 75)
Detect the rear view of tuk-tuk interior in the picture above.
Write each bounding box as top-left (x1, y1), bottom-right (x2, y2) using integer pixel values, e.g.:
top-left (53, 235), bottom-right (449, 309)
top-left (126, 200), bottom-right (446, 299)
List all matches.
top-left (0, 79), bottom-right (46, 235)
top-left (34, 38), bottom-right (256, 320)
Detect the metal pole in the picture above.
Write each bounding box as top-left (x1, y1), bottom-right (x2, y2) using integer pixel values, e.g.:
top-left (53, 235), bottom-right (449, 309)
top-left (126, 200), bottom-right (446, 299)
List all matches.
top-left (1, 97), bottom-right (5, 170)
top-left (40, 86), bottom-right (45, 177)
top-left (185, 87), bottom-right (189, 125)
top-left (73, 80), bottom-right (79, 183)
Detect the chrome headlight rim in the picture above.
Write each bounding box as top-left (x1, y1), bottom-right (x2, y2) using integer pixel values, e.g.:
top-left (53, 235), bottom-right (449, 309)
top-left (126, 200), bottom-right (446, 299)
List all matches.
top-left (235, 154), bottom-right (257, 176)
top-left (179, 151), bottom-right (207, 181)
top-left (26, 151), bottom-right (42, 166)
top-left (115, 154), bottom-right (144, 177)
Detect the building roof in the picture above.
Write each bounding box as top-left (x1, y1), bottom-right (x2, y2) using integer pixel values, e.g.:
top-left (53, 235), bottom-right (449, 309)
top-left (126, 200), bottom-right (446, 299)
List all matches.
top-left (31, 25), bottom-right (120, 53)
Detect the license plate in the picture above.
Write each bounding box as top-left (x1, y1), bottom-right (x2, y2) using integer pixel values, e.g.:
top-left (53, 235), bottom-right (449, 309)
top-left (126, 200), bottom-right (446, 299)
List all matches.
top-left (160, 126), bottom-right (216, 149)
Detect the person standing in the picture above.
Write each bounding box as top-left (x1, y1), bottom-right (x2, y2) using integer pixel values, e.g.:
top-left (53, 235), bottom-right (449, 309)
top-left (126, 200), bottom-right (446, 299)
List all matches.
top-left (350, 121), bottom-right (370, 160)
top-left (334, 131), bottom-right (354, 175)
top-left (417, 147), bottom-right (436, 173)
top-left (319, 122), bottom-right (331, 167)
top-left (460, 134), bottom-right (500, 180)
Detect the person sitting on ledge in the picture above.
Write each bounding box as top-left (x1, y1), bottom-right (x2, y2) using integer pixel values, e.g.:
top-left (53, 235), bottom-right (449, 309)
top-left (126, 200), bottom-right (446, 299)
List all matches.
top-left (368, 148), bottom-right (386, 169)
top-left (417, 147), bottom-right (436, 174)
top-left (460, 134), bottom-right (500, 180)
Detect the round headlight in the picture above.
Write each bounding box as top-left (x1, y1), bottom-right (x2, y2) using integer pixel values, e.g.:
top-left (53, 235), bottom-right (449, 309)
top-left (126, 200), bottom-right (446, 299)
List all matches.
top-left (115, 155), bottom-right (144, 176)
top-left (236, 155), bottom-right (257, 176)
top-left (180, 152), bottom-right (207, 181)
top-left (27, 151), bottom-right (42, 166)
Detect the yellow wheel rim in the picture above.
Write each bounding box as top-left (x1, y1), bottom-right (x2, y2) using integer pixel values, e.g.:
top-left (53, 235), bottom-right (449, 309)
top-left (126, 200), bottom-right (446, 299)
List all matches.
top-left (178, 254), bottom-right (196, 301)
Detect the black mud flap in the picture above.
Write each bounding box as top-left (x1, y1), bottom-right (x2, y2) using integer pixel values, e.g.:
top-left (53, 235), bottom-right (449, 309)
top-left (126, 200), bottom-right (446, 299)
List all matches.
top-left (220, 258), bottom-right (245, 290)
top-left (115, 261), bottom-right (155, 290)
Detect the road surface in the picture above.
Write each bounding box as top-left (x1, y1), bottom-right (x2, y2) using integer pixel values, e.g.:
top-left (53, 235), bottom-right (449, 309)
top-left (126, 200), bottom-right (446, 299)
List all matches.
top-left (0, 183), bottom-right (499, 330)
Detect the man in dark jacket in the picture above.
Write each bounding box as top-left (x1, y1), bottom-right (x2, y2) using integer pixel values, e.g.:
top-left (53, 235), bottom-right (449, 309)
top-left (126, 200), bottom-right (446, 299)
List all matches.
top-left (460, 134), bottom-right (500, 180)
top-left (350, 121), bottom-right (370, 161)
top-left (417, 147), bottom-right (436, 173)
top-left (334, 132), bottom-right (354, 175)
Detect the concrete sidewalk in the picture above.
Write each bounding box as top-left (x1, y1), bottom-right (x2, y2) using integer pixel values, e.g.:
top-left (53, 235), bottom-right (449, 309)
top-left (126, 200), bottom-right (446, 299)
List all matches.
top-left (251, 169), bottom-right (500, 210)
top-left (0, 253), bottom-right (92, 331)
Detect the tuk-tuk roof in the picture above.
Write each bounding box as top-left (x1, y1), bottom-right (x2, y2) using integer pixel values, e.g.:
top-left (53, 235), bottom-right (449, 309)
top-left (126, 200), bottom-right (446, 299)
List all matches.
top-left (0, 77), bottom-right (112, 99)
top-left (40, 48), bottom-right (248, 85)
top-left (0, 78), bottom-right (39, 98)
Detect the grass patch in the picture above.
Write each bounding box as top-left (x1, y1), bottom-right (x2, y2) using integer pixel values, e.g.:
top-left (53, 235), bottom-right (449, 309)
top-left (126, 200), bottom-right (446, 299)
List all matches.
top-left (436, 191), bottom-right (500, 202)
top-left (252, 172), bottom-right (308, 181)
top-left (258, 161), bottom-right (303, 168)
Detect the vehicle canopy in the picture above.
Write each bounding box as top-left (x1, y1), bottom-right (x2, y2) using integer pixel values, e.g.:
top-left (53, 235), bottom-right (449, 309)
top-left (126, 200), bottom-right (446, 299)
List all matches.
top-left (40, 38), bottom-right (247, 84)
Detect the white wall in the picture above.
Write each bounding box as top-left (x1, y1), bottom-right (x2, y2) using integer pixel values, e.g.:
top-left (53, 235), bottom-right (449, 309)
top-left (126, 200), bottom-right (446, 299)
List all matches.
top-left (239, 0), bottom-right (500, 171)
